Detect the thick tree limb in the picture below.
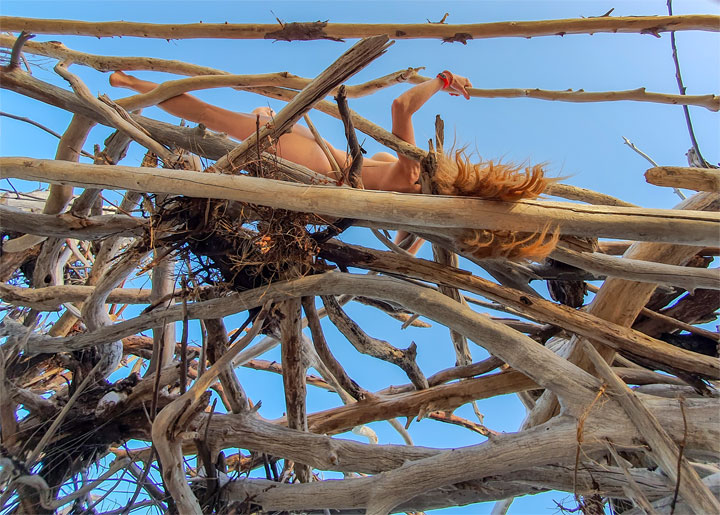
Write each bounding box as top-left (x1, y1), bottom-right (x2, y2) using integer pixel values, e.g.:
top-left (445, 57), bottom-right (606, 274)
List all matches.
top-left (551, 245), bottom-right (720, 292)
top-left (646, 166), bottom-right (720, 192)
top-left (583, 341), bottom-right (720, 514)
top-left (0, 204), bottom-right (145, 240)
top-left (3, 158), bottom-right (719, 246)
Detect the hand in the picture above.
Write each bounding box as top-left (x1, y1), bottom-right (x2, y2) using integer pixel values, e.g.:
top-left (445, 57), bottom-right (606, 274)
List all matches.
top-left (443, 71), bottom-right (472, 100)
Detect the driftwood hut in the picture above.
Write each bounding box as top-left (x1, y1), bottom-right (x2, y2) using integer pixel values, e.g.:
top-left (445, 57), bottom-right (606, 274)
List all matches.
top-left (0, 8), bottom-right (718, 515)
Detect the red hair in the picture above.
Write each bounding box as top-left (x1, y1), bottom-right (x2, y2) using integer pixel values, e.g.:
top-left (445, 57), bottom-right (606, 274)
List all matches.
top-left (433, 150), bottom-right (559, 261)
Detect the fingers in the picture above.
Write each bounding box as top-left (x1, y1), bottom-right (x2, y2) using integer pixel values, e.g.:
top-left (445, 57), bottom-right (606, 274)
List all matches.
top-left (450, 76), bottom-right (471, 100)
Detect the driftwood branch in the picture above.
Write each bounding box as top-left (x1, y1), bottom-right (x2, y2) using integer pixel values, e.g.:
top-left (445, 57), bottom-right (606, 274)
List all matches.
top-left (211, 35), bottom-right (391, 174)
top-left (646, 166), bottom-right (720, 192)
top-left (583, 341), bottom-right (720, 514)
top-left (2, 14), bottom-right (719, 513)
top-left (2, 15), bottom-right (717, 40)
top-left (322, 295), bottom-right (428, 390)
top-left (3, 158), bottom-right (718, 246)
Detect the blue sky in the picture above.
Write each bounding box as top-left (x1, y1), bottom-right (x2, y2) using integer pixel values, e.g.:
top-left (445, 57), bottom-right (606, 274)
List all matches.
top-left (1, 1), bottom-right (718, 514)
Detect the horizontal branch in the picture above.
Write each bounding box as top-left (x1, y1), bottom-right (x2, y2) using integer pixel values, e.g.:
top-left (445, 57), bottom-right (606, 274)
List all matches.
top-left (304, 370), bottom-right (534, 434)
top-left (318, 242), bottom-right (720, 380)
top-left (21, 273), bottom-right (600, 409)
top-left (410, 74), bottom-right (720, 111)
top-left (646, 166), bottom-right (720, 192)
top-left (0, 283), bottom-right (156, 309)
top-left (206, 397), bottom-right (718, 477)
top-left (551, 245), bottom-right (720, 292)
top-left (209, 397), bottom-right (718, 513)
top-left (0, 204), bottom-right (145, 240)
top-left (221, 463), bottom-right (685, 512)
top-left (1, 15), bottom-right (717, 41)
top-left (9, 37), bottom-right (715, 113)
top-left (3, 158), bottom-right (719, 246)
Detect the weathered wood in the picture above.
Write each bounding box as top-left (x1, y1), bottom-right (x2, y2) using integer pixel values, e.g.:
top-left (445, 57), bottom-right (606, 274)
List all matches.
top-left (646, 166), bottom-right (720, 192)
top-left (2, 15), bottom-right (716, 40)
top-left (318, 242), bottom-right (720, 380)
top-left (3, 158), bottom-right (719, 246)
top-left (583, 341), bottom-right (720, 514)
top-left (0, 204), bottom-right (145, 240)
top-left (551, 245), bottom-right (720, 292)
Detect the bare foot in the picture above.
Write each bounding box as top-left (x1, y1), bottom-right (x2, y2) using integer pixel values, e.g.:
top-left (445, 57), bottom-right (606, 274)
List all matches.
top-left (109, 70), bottom-right (130, 88)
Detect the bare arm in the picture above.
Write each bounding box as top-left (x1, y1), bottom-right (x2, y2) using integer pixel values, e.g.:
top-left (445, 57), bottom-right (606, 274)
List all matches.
top-left (390, 72), bottom-right (472, 165)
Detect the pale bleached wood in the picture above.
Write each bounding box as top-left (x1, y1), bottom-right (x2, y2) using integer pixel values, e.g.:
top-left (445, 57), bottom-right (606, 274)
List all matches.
top-left (318, 242), bottom-right (720, 380)
top-left (20, 273), bottom-right (602, 411)
top-left (0, 204), bottom-right (145, 240)
top-left (551, 245), bottom-right (720, 292)
top-left (221, 463), bottom-right (679, 512)
top-left (0, 283), bottom-right (154, 309)
top-left (146, 255), bottom-right (176, 375)
top-left (583, 340), bottom-right (720, 515)
top-left (206, 397), bottom-right (719, 514)
top-left (205, 397), bottom-right (719, 476)
top-left (544, 182), bottom-right (637, 207)
top-left (11, 35), bottom-right (718, 112)
top-left (81, 246), bottom-right (148, 380)
top-left (16, 247), bottom-right (720, 381)
top-left (2, 115), bottom-right (94, 253)
top-left (53, 61), bottom-right (172, 162)
top-left (646, 166), bottom-right (720, 192)
top-left (599, 241), bottom-right (719, 256)
top-left (623, 473), bottom-right (720, 515)
top-left (528, 191), bottom-right (720, 426)
top-left (2, 15), bottom-right (716, 40)
top-left (3, 158), bottom-right (719, 246)
top-left (152, 304), bottom-right (270, 515)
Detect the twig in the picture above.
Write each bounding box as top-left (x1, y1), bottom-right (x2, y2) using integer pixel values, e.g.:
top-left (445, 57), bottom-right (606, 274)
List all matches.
top-left (622, 136), bottom-right (685, 200)
top-left (8, 31), bottom-right (34, 70)
top-left (335, 85), bottom-right (364, 188)
top-left (0, 111), bottom-right (93, 158)
top-left (667, 0), bottom-right (711, 168)
top-left (427, 13), bottom-right (450, 24)
top-left (371, 228), bottom-right (416, 258)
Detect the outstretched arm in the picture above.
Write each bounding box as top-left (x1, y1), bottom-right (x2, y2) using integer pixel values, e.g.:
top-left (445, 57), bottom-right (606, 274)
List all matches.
top-left (391, 72), bottom-right (472, 144)
top-left (388, 72), bottom-right (472, 253)
top-left (390, 71), bottom-right (472, 169)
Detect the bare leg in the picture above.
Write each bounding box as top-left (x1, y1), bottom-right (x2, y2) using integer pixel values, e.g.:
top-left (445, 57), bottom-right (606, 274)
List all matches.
top-left (110, 71), bottom-right (268, 141)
